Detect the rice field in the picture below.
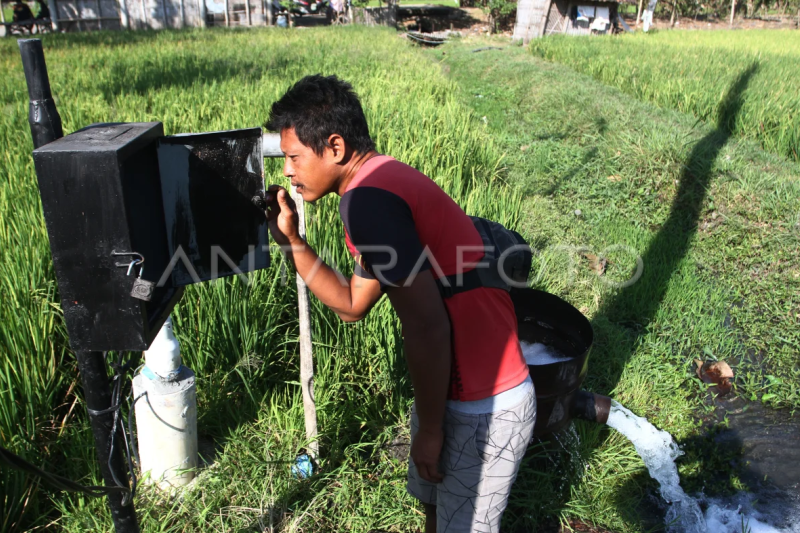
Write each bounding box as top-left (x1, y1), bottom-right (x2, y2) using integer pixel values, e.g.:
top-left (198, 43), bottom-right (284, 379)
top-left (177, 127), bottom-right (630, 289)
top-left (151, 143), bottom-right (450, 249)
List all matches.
top-left (530, 30), bottom-right (800, 161)
top-left (0, 27), bottom-right (520, 532)
top-left (1, 25), bottom-right (799, 533)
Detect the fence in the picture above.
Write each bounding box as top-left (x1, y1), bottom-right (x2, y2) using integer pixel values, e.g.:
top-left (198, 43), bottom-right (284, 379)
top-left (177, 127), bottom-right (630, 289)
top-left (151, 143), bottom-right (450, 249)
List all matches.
top-left (1, 0), bottom-right (273, 33)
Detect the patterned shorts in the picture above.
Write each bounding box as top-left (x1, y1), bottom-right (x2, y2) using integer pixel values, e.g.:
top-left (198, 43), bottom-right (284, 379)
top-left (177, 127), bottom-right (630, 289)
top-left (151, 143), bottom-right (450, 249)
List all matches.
top-left (407, 388), bottom-right (536, 533)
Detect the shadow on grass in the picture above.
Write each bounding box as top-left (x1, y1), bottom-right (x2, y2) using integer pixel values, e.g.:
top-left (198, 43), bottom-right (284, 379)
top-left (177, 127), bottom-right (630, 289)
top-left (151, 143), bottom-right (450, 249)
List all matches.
top-left (97, 55), bottom-right (287, 100)
top-left (541, 146), bottom-right (599, 197)
top-left (504, 63), bottom-right (760, 530)
top-left (586, 63), bottom-right (760, 522)
top-left (593, 62), bottom-right (759, 344)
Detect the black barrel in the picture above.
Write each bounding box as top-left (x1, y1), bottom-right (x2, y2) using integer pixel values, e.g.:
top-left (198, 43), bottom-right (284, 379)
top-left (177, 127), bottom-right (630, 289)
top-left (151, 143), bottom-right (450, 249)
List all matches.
top-left (510, 288), bottom-right (594, 436)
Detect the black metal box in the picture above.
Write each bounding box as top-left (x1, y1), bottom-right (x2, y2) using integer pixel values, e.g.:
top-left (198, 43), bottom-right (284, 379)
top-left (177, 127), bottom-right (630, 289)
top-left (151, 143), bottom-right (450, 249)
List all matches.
top-left (157, 128), bottom-right (270, 286)
top-left (32, 123), bottom-right (269, 352)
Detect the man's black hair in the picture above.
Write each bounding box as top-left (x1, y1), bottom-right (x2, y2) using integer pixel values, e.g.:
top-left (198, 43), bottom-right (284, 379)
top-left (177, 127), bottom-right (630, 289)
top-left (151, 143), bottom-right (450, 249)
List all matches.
top-left (266, 74), bottom-right (376, 156)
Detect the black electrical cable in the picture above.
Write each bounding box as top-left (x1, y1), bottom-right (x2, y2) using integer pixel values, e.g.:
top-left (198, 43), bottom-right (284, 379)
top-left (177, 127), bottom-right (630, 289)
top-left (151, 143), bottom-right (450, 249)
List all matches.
top-left (0, 446), bottom-right (129, 498)
top-left (2, 351), bottom-right (147, 505)
top-left (87, 351), bottom-right (142, 505)
top-left (128, 391), bottom-right (148, 470)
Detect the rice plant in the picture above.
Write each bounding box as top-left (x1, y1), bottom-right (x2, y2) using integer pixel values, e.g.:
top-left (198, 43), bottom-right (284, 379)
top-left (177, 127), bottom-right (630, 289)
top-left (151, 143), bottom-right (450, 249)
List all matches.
top-left (530, 30), bottom-right (800, 161)
top-left (0, 27), bottom-right (520, 531)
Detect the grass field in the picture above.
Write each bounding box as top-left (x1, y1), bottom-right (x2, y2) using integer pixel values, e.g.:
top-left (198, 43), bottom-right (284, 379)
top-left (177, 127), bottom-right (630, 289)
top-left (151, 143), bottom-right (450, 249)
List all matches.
top-left (431, 35), bottom-right (799, 530)
top-left (0, 27), bottom-right (518, 532)
top-left (0, 26), bottom-right (798, 533)
top-left (531, 31), bottom-right (800, 162)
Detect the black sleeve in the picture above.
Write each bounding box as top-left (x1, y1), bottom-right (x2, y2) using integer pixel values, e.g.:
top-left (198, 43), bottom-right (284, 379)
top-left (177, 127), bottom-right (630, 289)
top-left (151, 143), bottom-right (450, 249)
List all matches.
top-left (340, 187), bottom-right (430, 289)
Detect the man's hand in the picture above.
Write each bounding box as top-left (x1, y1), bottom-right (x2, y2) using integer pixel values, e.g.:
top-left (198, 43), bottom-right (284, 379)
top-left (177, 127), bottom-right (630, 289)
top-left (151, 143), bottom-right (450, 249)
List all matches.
top-left (265, 185), bottom-right (300, 246)
top-left (386, 270), bottom-right (452, 485)
top-left (412, 426), bottom-right (444, 484)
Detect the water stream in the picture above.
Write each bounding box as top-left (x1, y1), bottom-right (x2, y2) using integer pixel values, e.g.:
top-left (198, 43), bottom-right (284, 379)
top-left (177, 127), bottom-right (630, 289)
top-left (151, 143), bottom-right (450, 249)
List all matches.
top-left (606, 401), bottom-right (797, 533)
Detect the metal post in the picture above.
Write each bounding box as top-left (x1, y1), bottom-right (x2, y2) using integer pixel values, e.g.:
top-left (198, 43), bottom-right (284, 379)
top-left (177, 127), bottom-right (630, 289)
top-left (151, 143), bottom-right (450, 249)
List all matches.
top-left (265, 0), bottom-right (271, 26)
top-left (179, 0), bottom-right (184, 26)
top-left (245, 0), bottom-right (250, 25)
top-left (18, 40), bottom-right (63, 150)
top-left (223, 0), bottom-right (229, 25)
top-left (19, 42), bottom-right (138, 533)
top-left (1, 4), bottom-right (6, 24)
top-left (77, 351), bottom-right (140, 533)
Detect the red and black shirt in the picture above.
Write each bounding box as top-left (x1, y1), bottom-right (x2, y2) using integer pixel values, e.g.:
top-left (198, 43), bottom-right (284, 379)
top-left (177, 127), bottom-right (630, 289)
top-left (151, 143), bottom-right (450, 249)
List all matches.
top-left (340, 155), bottom-right (528, 402)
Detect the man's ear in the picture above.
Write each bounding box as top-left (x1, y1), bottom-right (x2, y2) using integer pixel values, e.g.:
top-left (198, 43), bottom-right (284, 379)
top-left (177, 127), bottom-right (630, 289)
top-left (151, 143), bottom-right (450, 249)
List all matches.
top-left (327, 134), bottom-right (347, 164)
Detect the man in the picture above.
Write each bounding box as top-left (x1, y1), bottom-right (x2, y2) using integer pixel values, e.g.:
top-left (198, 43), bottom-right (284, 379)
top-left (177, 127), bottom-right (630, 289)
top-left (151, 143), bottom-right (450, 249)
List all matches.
top-left (264, 74), bottom-right (535, 533)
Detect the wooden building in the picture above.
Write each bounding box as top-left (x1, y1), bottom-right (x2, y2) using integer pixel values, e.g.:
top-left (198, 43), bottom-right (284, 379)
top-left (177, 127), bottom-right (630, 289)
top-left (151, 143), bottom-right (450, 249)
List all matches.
top-left (1, 0), bottom-right (271, 33)
top-left (514, 0), bottom-right (619, 42)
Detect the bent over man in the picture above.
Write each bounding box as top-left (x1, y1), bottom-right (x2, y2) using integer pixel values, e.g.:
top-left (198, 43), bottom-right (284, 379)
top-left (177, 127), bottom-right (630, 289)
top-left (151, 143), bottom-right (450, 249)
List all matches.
top-left (264, 74), bottom-right (535, 533)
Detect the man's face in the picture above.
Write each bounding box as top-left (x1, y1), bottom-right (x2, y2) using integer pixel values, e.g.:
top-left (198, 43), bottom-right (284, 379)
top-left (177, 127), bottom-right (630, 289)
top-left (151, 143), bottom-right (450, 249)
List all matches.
top-left (279, 127), bottom-right (338, 203)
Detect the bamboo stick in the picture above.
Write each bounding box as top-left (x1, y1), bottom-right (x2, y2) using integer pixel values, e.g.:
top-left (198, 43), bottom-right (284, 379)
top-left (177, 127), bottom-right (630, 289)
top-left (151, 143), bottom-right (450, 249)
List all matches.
top-left (292, 188), bottom-right (319, 459)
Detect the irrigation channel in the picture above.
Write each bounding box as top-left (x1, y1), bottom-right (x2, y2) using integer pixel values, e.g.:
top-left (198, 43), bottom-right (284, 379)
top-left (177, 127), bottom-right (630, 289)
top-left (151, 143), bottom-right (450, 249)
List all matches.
top-left (527, 351), bottom-right (800, 532)
top-left (517, 292), bottom-right (799, 533)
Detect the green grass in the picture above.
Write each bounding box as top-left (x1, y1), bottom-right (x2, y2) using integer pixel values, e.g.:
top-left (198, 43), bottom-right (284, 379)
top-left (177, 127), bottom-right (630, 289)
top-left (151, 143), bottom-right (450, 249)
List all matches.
top-left (1, 26), bottom-right (798, 533)
top-left (429, 35), bottom-right (799, 529)
top-left (0, 26), bottom-right (518, 532)
top-left (530, 31), bottom-right (800, 162)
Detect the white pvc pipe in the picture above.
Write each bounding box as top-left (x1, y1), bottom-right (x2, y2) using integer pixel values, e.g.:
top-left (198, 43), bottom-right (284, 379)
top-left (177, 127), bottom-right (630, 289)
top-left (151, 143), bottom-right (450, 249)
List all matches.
top-left (133, 317), bottom-right (198, 489)
top-left (262, 132), bottom-right (282, 158)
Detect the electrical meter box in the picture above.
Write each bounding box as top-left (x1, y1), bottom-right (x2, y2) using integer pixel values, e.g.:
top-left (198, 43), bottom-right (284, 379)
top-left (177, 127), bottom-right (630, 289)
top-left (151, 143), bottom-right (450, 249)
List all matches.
top-left (32, 123), bottom-right (269, 352)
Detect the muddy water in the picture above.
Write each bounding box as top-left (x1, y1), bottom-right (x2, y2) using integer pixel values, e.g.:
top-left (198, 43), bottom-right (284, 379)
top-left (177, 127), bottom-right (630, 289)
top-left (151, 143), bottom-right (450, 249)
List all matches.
top-left (709, 395), bottom-right (800, 494)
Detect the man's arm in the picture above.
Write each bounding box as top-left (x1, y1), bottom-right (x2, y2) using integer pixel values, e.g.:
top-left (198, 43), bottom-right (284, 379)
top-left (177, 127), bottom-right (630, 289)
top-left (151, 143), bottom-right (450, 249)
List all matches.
top-left (266, 185), bottom-right (382, 322)
top-left (386, 270), bottom-right (452, 484)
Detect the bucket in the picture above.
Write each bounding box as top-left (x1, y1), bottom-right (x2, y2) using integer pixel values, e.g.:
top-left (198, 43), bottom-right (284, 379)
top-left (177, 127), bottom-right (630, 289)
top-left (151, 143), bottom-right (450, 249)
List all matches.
top-left (510, 288), bottom-right (596, 436)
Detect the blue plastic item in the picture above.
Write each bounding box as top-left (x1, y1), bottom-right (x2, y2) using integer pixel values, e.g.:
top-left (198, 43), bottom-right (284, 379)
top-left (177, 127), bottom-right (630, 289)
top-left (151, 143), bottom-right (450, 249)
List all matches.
top-left (291, 454), bottom-right (313, 479)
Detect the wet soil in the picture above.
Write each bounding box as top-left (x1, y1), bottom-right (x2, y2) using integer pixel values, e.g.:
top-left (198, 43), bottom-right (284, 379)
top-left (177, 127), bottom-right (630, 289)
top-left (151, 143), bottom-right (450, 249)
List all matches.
top-left (708, 394), bottom-right (800, 493)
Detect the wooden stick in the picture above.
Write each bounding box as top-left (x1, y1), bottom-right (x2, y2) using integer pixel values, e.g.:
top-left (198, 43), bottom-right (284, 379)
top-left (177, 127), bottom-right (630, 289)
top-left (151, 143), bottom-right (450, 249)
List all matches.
top-left (292, 188), bottom-right (319, 459)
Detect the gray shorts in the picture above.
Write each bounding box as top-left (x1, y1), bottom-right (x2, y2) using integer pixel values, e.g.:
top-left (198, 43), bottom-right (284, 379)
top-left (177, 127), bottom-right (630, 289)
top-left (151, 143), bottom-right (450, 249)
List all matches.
top-left (407, 387), bottom-right (536, 533)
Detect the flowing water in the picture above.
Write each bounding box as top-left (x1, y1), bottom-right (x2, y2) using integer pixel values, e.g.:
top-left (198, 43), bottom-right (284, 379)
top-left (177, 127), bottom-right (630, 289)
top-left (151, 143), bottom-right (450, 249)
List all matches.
top-left (606, 401), bottom-right (798, 533)
top-left (521, 341), bottom-right (572, 365)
